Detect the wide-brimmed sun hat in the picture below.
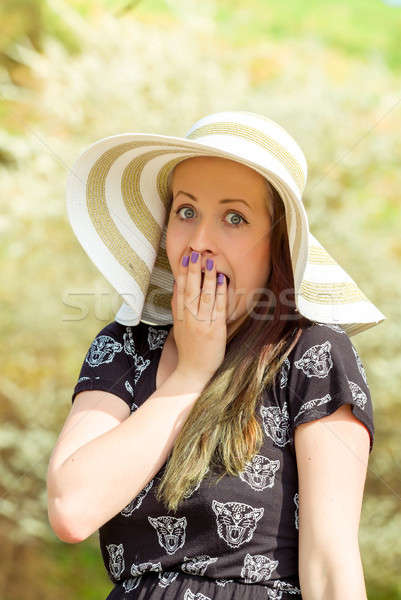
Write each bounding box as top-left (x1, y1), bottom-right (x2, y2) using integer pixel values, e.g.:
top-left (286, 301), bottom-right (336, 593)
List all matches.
top-left (65, 110), bottom-right (386, 337)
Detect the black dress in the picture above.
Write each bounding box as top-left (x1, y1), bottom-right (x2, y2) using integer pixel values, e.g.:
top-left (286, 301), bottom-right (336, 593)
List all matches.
top-left (71, 320), bottom-right (375, 600)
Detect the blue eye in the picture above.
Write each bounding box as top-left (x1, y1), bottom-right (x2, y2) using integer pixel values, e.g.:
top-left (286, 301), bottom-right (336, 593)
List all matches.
top-left (175, 206), bottom-right (248, 228)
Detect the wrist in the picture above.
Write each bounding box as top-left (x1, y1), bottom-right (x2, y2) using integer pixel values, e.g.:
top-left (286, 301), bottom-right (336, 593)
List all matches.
top-left (172, 367), bottom-right (212, 391)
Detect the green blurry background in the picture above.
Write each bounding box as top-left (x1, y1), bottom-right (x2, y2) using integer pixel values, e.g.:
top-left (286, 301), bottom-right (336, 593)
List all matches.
top-left (1, 0), bottom-right (400, 598)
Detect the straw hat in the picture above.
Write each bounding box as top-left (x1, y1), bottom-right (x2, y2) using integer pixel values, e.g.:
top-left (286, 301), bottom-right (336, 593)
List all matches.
top-left (66, 110), bottom-right (386, 337)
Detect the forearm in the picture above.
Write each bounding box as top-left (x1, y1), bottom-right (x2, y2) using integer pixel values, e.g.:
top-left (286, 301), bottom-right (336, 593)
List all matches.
top-left (325, 548), bottom-right (368, 600)
top-left (50, 370), bottom-right (207, 542)
top-left (300, 546), bottom-right (368, 600)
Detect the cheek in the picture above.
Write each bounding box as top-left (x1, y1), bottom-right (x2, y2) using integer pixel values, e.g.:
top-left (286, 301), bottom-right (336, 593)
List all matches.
top-left (231, 256), bottom-right (271, 303)
top-left (167, 217), bottom-right (184, 240)
top-left (165, 226), bottom-right (186, 269)
top-left (253, 240), bottom-right (272, 275)
top-left (165, 228), bottom-right (176, 267)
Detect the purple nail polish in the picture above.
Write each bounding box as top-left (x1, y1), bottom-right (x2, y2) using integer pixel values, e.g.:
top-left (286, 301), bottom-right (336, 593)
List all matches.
top-left (191, 251), bottom-right (199, 263)
top-left (217, 273), bottom-right (225, 285)
top-left (182, 255), bottom-right (190, 267)
top-left (206, 258), bottom-right (214, 271)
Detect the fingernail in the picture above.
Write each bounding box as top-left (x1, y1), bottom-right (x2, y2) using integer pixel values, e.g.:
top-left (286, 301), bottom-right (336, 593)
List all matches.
top-left (182, 255), bottom-right (190, 267)
top-left (191, 251), bottom-right (199, 263)
top-left (206, 258), bottom-right (214, 271)
top-left (217, 272), bottom-right (225, 285)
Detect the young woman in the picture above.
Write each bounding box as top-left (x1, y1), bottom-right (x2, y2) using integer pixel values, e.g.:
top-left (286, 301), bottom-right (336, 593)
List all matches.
top-left (47, 111), bottom-right (385, 600)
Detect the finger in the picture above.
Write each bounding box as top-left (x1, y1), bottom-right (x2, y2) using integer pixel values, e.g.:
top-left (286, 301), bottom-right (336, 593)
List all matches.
top-left (198, 257), bottom-right (216, 323)
top-left (186, 251), bottom-right (202, 313)
top-left (177, 251), bottom-right (191, 321)
top-left (212, 272), bottom-right (227, 322)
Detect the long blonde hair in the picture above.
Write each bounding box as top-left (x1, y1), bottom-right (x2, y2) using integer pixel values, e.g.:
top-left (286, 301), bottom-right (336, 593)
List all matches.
top-left (155, 180), bottom-right (314, 512)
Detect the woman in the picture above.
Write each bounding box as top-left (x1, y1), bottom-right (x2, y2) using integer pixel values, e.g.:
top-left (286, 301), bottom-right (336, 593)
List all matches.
top-left (47, 111), bottom-right (385, 599)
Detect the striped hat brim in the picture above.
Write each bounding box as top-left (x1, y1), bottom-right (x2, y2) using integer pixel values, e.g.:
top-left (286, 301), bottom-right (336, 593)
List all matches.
top-left (66, 128), bottom-right (386, 338)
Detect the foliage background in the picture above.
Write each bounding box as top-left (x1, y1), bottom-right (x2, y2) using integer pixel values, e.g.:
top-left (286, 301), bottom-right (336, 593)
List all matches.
top-left (0, 0), bottom-right (400, 598)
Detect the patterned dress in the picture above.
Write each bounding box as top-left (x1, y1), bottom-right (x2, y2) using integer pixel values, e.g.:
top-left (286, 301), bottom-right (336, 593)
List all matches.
top-left (71, 320), bottom-right (375, 600)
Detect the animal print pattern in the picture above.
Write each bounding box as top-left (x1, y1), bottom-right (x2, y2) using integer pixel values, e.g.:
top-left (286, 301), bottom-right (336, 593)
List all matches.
top-left (260, 402), bottom-right (291, 447)
top-left (293, 393), bottom-right (332, 424)
top-left (211, 500), bottom-right (264, 549)
top-left (290, 329), bottom-right (372, 459)
top-left (294, 493), bottom-right (299, 530)
top-left (122, 329), bottom-right (151, 385)
top-left (182, 479), bottom-right (202, 498)
top-left (266, 588), bottom-right (282, 599)
top-left (122, 576), bottom-right (141, 593)
top-left (148, 326), bottom-right (169, 350)
top-left (352, 346), bottom-right (367, 383)
top-left (280, 358), bottom-right (290, 388)
top-left (131, 561), bottom-right (162, 576)
top-left (241, 553), bottom-right (279, 583)
top-left (239, 454), bottom-right (280, 491)
top-left (268, 579), bottom-right (302, 597)
top-left (72, 322), bottom-right (154, 409)
top-left (293, 340), bottom-right (333, 378)
top-left (86, 335), bottom-right (123, 367)
top-left (76, 375), bottom-right (100, 386)
top-left (106, 543), bottom-right (125, 580)
top-left (120, 479), bottom-right (154, 517)
top-left (181, 555), bottom-right (218, 576)
top-left (275, 579), bottom-right (302, 594)
top-left (123, 327), bottom-right (137, 357)
top-left (121, 561), bottom-right (163, 592)
top-left (183, 590), bottom-right (212, 600)
top-left (215, 578), bottom-right (234, 586)
top-left (182, 467), bottom-right (210, 499)
top-left (72, 321), bottom-right (374, 599)
top-left (124, 379), bottom-right (134, 396)
top-left (158, 571), bottom-right (180, 587)
top-left (347, 379), bottom-right (368, 410)
top-left (148, 515), bottom-right (188, 555)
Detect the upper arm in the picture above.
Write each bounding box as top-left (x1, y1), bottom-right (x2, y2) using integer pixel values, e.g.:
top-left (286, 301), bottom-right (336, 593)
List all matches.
top-left (47, 390), bottom-right (130, 478)
top-left (47, 390), bottom-right (131, 543)
top-left (51, 320), bottom-right (143, 473)
top-left (295, 403), bottom-right (370, 562)
top-left (273, 324), bottom-right (375, 593)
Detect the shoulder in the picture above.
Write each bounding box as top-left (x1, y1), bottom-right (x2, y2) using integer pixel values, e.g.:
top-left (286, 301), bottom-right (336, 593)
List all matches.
top-left (281, 322), bottom-right (374, 453)
top-left (90, 320), bottom-right (150, 348)
top-left (287, 322), bottom-right (361, 370)
top-left (283, 321), bottom-right (370, 403)
top-left (285, 321), bottom-right (372, 416)
top-left (84, 321), bottom-right (148, 366)
top-left (91, 321), bottom-right (172, 355)
top-left (94, 320), bottom-right (129, 340)
top-left (293, 321), bottom-right (352, 349)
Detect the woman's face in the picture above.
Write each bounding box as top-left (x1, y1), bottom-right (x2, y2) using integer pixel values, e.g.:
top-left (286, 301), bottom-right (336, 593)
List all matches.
top-left (166, 156), bottom-right (273, 339)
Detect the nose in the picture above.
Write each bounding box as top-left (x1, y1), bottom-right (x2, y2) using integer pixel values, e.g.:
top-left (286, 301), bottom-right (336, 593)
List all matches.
top-left (187, 222), bottom-right (217, 267)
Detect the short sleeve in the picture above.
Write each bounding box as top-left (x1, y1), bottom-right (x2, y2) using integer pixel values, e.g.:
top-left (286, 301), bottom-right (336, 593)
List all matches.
top-left (71, 321), bottom-right (151, 411)
top-left (284, 323), bottom-right (375, 454)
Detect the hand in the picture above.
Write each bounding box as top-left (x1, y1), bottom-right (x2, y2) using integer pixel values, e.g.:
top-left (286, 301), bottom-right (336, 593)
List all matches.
top-left (171, 249), bottom-right (228, 383)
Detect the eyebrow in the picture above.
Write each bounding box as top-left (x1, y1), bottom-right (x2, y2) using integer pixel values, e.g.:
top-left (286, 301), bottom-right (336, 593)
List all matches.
top-left (174, 190), bottom-right (251, 210)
